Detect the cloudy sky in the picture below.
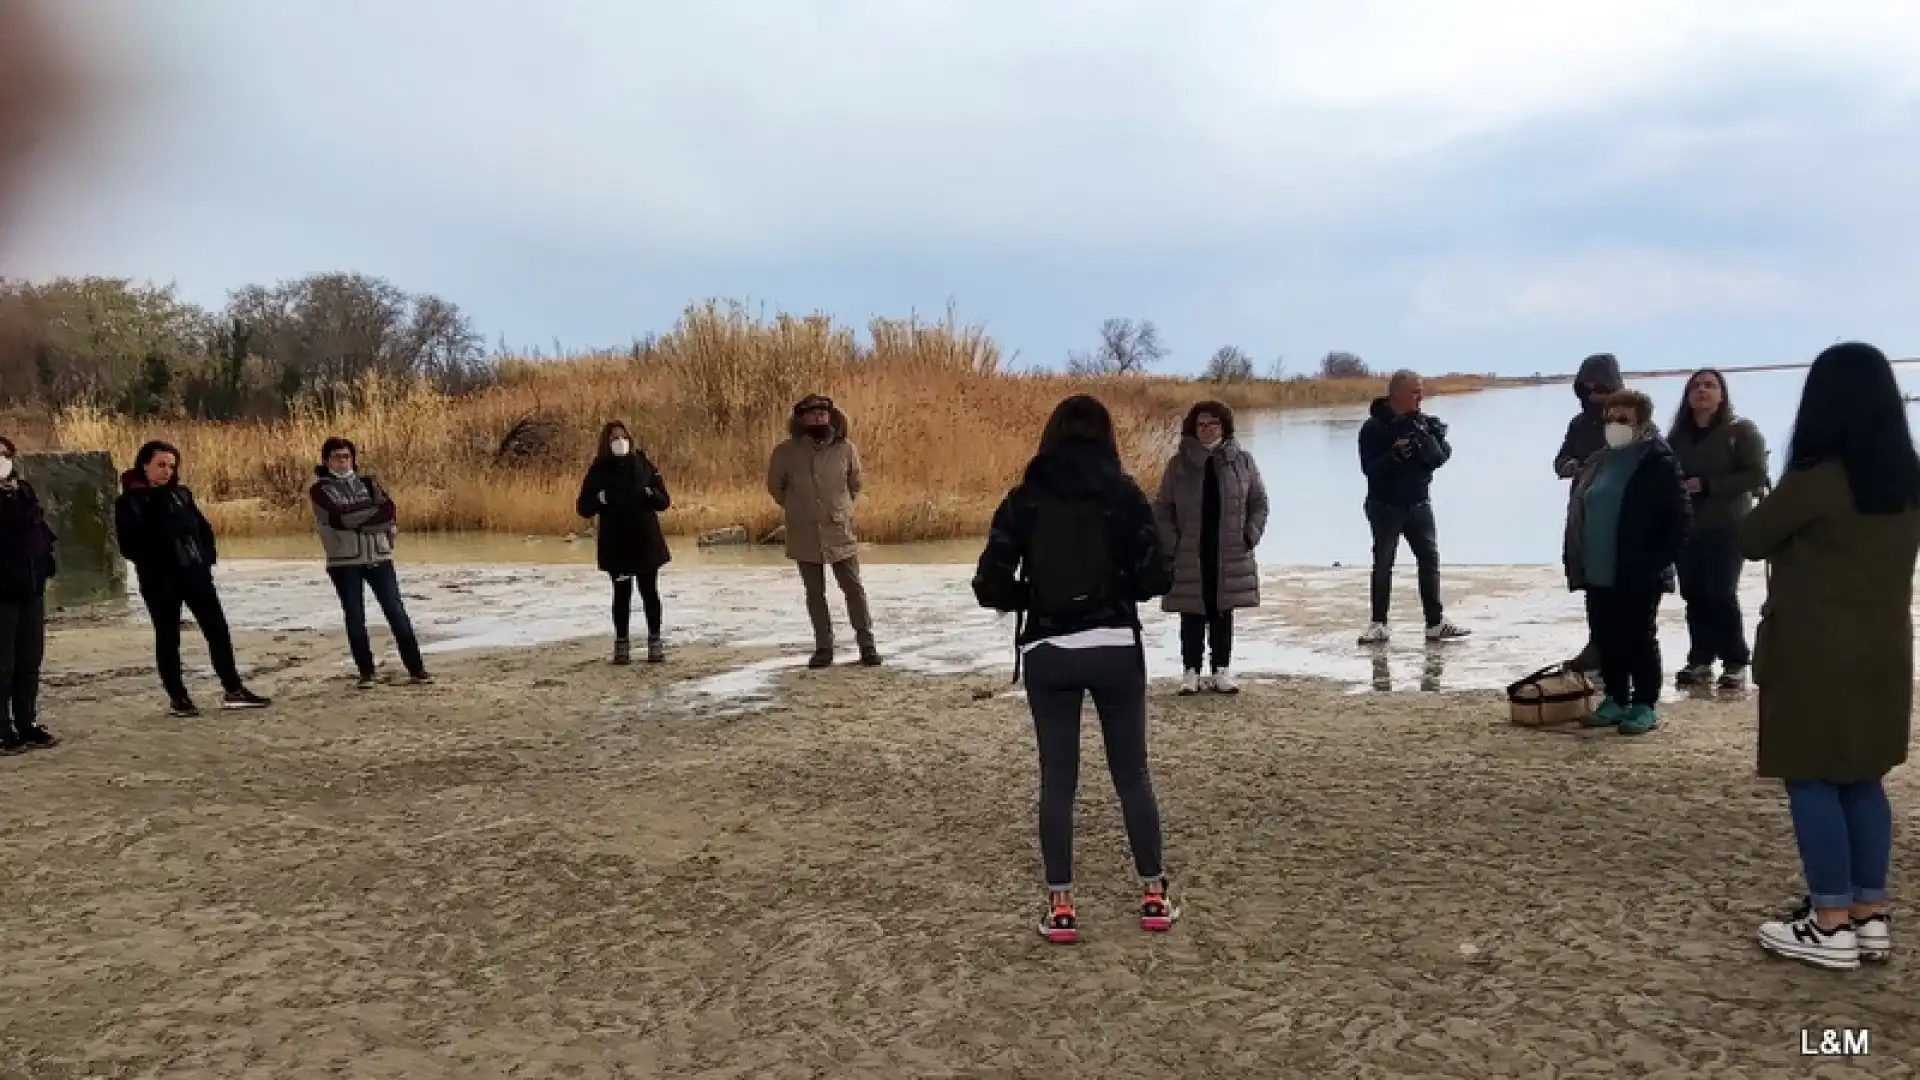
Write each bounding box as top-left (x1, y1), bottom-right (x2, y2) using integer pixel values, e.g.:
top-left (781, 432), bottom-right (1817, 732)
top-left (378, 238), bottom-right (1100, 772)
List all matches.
top-left (6, 0), bottom-right (1919, 376)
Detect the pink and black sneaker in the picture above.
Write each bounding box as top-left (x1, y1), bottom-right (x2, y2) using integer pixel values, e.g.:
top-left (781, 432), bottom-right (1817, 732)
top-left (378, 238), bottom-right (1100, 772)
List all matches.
top-left (1038, 900), bottom-right (1078, 944)
top-left (1141, 882), bottom-right (1180, 932)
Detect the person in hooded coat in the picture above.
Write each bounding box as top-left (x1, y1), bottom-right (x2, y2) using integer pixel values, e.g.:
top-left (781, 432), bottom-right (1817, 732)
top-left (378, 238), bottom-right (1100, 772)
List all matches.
top-left (1555, 352), bottom-right (1627, 672)
top-left (1666, 368), bottom-right (1769, 690)
top-left (767, 394), bottom-right (878, 668)
top-left (1154, 400), bottom-right (1268, 695)
top-left (1355, 370), bottom-right (1470, 644)
top-left (113, 440), bottom-right (271, 717)
top-left (1562, 390), bottom-right (1691, 736)
top-left (577, 421), bottom-right (672, 665)
top-left (1741, 342), bottom-right (1920, 971)
top-left (972, 394), bottom-right (1178, 945)
top-left (0, 436), bottom-right (59, 753)
top-left (309, 436), bottom-right (432, 688)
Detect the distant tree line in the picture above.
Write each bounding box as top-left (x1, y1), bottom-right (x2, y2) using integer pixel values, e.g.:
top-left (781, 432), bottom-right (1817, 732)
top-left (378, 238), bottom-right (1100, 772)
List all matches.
top-left (0, 272), bottom-right (489, 420)
top-left (1068, 315), bottom-right (1372, 384)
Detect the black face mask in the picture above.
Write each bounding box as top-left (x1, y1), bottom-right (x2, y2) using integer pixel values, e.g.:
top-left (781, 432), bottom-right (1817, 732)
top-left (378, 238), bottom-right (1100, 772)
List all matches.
top-left (806, 423), bottom-right (831, 440)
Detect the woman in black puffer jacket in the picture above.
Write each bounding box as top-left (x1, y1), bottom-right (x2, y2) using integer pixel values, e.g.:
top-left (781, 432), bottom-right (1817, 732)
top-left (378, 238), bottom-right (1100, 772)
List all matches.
top-left (576, 421), bottom-right (672, 664)
top-left (0, 437), bottom-right (59, 752)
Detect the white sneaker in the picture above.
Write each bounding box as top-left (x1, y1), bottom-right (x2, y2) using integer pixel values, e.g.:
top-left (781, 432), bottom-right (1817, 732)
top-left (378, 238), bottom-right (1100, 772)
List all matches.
top-left (1179, 670), bottom-right (1201, 696)
top-left (1758, 903), bottom-right (1861, 970)
top-left (1211, 669), bottom-right (1239, 694)
top-left (1357, 622), bottom-right (1389, 645)
top-left (1425, 620), bottom-right (1471, 641)
top-left (1856, 912), bottom-right (1892, 962)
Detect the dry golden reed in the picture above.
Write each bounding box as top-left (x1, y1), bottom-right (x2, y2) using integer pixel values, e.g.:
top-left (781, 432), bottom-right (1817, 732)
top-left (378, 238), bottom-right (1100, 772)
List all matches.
top-left (49, 301), bottom-right (1499, 544)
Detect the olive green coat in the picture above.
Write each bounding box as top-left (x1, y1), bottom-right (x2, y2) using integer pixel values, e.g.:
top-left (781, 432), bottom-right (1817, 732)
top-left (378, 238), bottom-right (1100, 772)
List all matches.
top-left (1669, 412), bottom-right (1769, 531)
top-left (766, 406), bottom-right (864, 565)
top-left (1739, 460), bottom-right (1920, 782)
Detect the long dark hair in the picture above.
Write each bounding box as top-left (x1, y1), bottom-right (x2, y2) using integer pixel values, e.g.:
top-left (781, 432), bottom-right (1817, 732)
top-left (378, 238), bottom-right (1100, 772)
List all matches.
top-left (133, 440), bottom-right (183, 485)
top-left (1181, 400), bottom-right (1235, 440)
top-left (1784, 342), bottom-right (1920, 514)
top-left (1668, 367), bottom-right (1732, 435)
top-left (1037, 394), bottom-right (1119, 460)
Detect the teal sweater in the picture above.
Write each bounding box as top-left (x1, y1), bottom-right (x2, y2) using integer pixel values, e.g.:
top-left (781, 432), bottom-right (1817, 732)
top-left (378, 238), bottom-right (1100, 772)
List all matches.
top-left (1580, 445), bottom-right (1641, 587)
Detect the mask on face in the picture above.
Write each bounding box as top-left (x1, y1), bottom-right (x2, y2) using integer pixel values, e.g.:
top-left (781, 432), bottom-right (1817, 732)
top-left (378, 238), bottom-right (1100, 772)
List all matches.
top-left (1604, 422), bottom-right (1635, 449)
top-left (329, 467), bottom-right (355, 481)
top-left (0, 457), bottom-right (12, 482)
top-left (609, 437), bottom-right (631, 457)
top-left (1201, 437), bottom-right (1222, 451)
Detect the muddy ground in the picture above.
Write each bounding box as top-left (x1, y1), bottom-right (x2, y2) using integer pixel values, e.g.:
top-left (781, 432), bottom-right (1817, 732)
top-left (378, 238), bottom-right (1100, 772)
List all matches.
top-left (1, 619), bottom-right (1915, 1078)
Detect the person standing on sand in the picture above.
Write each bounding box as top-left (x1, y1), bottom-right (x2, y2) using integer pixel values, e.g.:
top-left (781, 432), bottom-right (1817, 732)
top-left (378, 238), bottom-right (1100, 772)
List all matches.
top-left (1666, 369), bottom-right (1768, 691)
top-left (0, 437), bottom-right (59, 754)
top-left (971, 394), bottom-right (1178, 944)
top-left (1356, 370), bottom-right (1469, 645)
top-left (1154, 400), bottom-right (1268, 695)
top-left (1554, 352), bottom-right (1626, 672)
top-left (577, 421), bottom-right (672, 665)
top-left (1740, 342), bottom-right (1919, 971)
top-left (310, 437), bottom-right (433, 689)
top-left (1562, 390), bottom-right (1690, 736)
top-left (767, 394), bottom-right (879, 668)
top-left (114, 441), bottom-right (271, 717)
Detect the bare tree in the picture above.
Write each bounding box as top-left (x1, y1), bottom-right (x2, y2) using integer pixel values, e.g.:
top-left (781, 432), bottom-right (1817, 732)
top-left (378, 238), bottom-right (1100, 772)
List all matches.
top-left (1267, 353), bottom-right (1288, 381)
top-left (1204, 344), bottom-right (1255, 383)
top-left (1066, 317), bottom-right (1168, 375)
top-left (1318, 350), bottom-right (1371, 379)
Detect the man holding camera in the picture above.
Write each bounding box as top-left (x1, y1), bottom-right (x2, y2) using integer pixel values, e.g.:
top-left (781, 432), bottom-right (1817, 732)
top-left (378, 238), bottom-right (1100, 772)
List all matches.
top-left (1356, 370), bottom-right (1470, 645)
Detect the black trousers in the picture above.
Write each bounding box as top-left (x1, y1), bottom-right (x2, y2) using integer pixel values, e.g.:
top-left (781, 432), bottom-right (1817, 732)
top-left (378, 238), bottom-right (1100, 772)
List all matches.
top-left (1024, 643), bottom-right (1165, 890)
top-left (0, 593), bottom-right (46, 733)
top-left (1365, 498), bottom-right (1443, 625)
top-left (139, 569), bottom-right (243, 702)
top-left (1179, 612), bottom-right (1233, 671)
top-left (1677, 526), bottom-right (1750, 667)
top-left (1585, 586), bottom-right (1662, 707)
top-left (611, 568), bottom-right (662, 639)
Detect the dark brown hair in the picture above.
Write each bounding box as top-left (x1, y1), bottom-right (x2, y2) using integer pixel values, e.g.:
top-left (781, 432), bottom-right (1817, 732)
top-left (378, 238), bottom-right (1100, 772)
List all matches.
top-left (1037, 394), bottom-right (1118, 459)
top-left (595, 421), bottom-right (634, 461)
top-left (1182, 400), bottom-right (1234, 439)
top-left (1604, 389), bottom-right (1656, 427)
top-left (1668, 367), bottom-right (1732, 434)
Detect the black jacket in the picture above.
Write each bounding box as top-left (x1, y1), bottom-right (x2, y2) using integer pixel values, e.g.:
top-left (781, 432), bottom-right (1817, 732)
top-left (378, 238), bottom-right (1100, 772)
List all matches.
top-left (1562, 435), bottom-right (1692, 594)
top-left (0, 479), bottom-right (57, 602)
top-left (972, 440), bottom-right (1171, 646)
top-left (1554, 352), bottom-right (1625, 478)
top-left (113, 469), bottom-right (217, 580)
top-left (576, 453), bottom-right (672, 575)
top-left (1357, 398), bottom-right (1451, 508)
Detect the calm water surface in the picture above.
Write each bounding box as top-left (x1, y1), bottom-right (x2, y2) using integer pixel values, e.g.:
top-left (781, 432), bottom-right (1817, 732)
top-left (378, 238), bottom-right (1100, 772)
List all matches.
top-left (227, 363), bottom-right (1920, 569)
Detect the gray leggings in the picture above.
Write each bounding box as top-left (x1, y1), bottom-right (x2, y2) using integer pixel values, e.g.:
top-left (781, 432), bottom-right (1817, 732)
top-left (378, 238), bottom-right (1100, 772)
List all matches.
top-left (1023, 642), bottom-right (1165, 890)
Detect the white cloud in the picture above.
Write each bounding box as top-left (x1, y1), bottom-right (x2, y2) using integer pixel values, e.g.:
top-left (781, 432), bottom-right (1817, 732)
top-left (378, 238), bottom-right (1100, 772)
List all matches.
top-left (1412, 248), bottom-right (1800, 327)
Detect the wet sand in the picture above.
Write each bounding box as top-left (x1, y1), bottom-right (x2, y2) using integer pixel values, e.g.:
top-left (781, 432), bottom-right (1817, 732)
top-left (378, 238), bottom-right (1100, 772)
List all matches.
top-left (3, 604), bottom-right (1917, 1077)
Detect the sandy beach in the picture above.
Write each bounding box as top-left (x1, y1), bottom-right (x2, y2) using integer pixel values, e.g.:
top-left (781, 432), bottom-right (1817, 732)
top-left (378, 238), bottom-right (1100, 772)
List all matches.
top-left (3, 562), bottom-right (1917, 1077)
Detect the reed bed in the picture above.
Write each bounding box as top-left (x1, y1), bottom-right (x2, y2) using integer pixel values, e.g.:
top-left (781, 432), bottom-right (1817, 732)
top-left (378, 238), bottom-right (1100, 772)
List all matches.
top-left (47, 301), bottom-right (1502, 543)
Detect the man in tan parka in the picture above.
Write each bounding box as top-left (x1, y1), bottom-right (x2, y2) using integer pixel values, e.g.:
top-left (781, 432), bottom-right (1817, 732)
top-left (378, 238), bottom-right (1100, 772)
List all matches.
top-left (768, 394), bottom-right (879, 667)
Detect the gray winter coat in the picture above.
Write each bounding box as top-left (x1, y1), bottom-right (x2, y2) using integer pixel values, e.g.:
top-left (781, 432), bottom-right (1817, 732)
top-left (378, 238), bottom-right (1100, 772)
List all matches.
top-left (1153, 437), bottom-right (1269, 614)
top-left (310, 468), bottom-right (398, 568)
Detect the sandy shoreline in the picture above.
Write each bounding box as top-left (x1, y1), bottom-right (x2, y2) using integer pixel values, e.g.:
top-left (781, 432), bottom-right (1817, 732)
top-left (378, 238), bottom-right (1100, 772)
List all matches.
top-left (4, 566), bottom-right (1918, 1076)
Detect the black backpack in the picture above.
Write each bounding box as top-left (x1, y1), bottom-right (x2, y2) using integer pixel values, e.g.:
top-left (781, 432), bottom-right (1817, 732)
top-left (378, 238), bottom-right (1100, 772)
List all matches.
top-left (1022, 490), bottom-right (1115, 620)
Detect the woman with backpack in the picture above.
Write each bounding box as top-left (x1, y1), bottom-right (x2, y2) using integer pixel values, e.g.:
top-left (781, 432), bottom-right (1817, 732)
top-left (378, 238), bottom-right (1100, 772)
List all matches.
top-left (0, 437), bottom-right (58, 753)
top-left (1154, 400), bottom-right (1268, 695)
top-left (1741, 342), bottom-right (1920, 971)
top-left (576, 421), bottom-right (672, 664)
top-left (1562, 389), bottom-right (1692, 736)
top-left (113, 440), bottom-right (272, 717)
top-left (1667, 368), bottom-right (1769, 690)
top-left (971, 394), bottom-right (1179, 944)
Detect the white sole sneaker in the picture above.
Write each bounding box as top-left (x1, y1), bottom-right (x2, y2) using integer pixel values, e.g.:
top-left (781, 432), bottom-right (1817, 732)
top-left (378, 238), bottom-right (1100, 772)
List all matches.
top-left (1856, 914), bottom-right (1891, 962)
top-left (1758, 914), bottom-right (1860, 970)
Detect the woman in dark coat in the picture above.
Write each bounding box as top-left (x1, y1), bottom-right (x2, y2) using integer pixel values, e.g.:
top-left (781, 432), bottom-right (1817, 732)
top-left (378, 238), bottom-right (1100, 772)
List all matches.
top-left (1667, 368), bottom-right (1769, 689)
top-left (1562, 389), bottom-right (1691, 736)
top-left (0, 436), bottom-right (59, 752)
top-left (576, 421), bottom-right (672, 664)
top-left (1741, 342), bottom-right (1920, 971)
top-left (1152, 401), bottom-right (1268, 696)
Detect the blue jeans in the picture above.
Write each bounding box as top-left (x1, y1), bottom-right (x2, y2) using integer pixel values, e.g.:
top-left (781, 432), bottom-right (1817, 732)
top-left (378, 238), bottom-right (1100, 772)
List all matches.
top-left (328, 562), bottom-right (426, 678)
top-left (1786, 779), bottom-right (1893, 909)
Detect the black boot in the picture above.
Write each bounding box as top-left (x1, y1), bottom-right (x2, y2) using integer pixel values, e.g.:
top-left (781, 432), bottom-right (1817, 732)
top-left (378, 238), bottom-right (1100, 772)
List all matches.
top-left (857, 633), bottom-right (881, 667)
top-left (808, 647), bottom-right (834, 669)
top-left (647, 636), bottom-right (664, 663)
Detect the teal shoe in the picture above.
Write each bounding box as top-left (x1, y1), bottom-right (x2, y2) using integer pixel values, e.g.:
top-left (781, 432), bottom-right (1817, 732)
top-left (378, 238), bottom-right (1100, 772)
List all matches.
top-left (1584, 697), bottom-right (1629, 728)
top-left (1618, 704), bottom-right (1659, 735)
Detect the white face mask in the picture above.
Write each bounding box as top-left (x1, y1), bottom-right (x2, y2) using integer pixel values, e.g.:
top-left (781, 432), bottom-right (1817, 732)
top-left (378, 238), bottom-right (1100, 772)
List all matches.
top-left (1604, 422), bottom-right (1636, 449)
top-left (609, 437), bottom-right (632, 457)
top-left (0, 457), bottom-right (12, 482)
top-left (1202, 437), bottom-right (1222, 451)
